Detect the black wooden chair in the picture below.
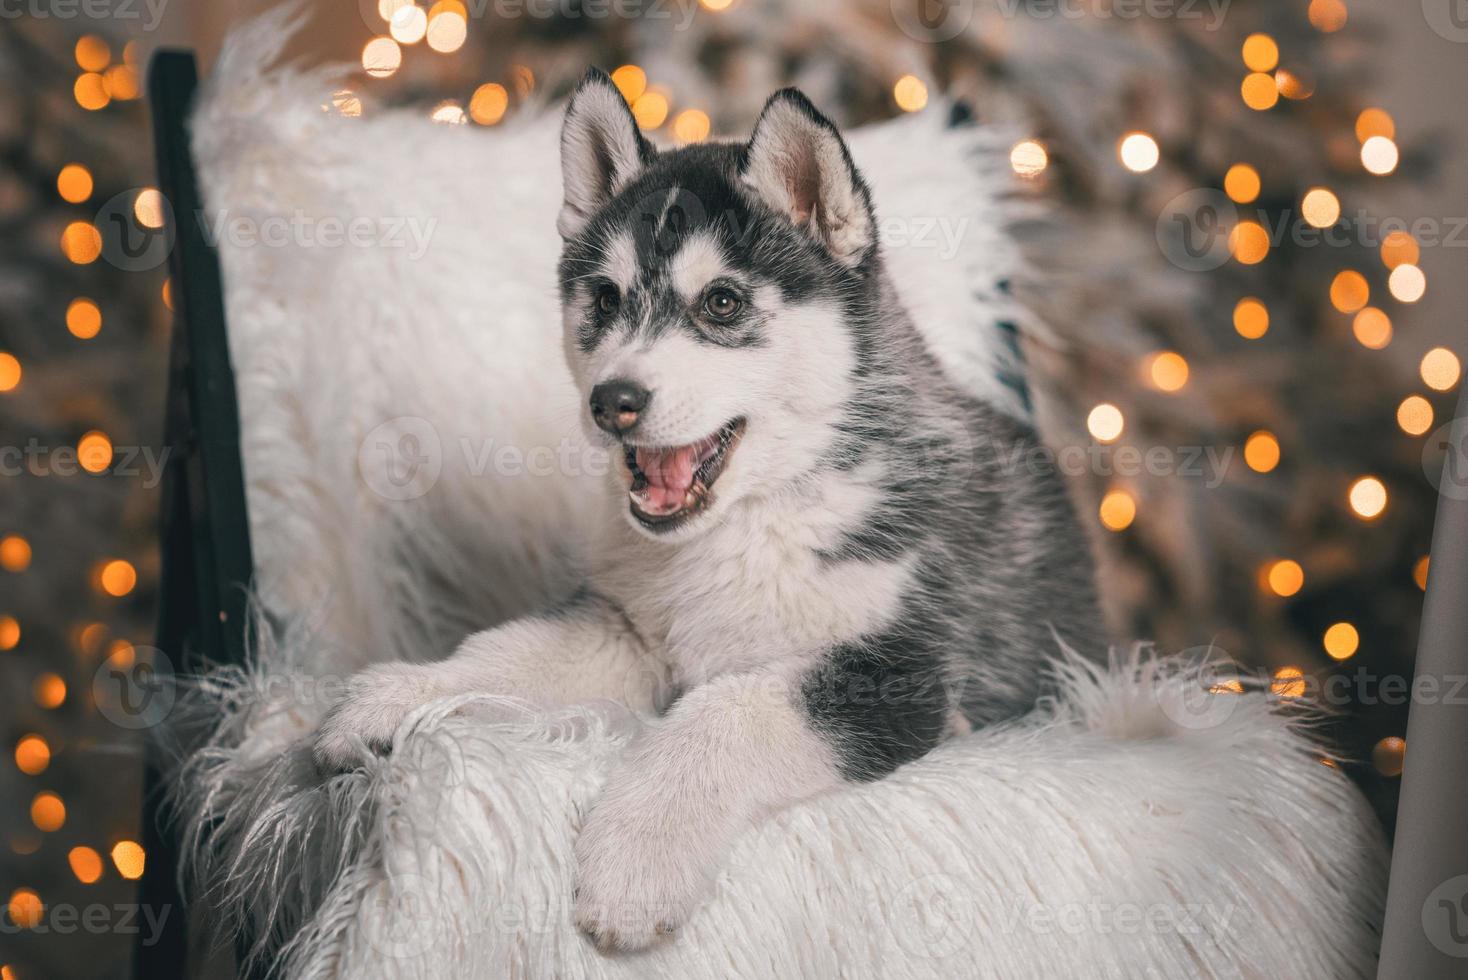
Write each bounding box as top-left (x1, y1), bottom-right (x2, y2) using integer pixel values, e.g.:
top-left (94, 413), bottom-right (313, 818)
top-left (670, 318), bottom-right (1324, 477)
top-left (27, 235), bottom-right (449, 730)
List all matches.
top-left (132, 48), bottom-right (1468, 980)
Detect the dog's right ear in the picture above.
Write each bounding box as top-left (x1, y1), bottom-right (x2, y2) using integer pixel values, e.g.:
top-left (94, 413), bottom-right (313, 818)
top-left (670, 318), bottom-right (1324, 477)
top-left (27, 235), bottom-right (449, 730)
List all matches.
top-left (558, 68), bottom-right (653, 239)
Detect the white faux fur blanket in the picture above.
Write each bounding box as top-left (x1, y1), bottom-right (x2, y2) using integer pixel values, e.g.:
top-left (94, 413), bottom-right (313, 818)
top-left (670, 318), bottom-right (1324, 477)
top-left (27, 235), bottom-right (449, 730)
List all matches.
top-left (169, 12), bottom-right (1388, 978)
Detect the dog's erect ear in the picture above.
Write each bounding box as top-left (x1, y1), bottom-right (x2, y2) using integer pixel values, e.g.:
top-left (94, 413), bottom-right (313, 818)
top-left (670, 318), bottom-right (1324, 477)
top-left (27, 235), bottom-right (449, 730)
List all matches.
top-left (558, 68), bottom-right (653, 239)
top-left (739, 89), bottom-right (875, 267)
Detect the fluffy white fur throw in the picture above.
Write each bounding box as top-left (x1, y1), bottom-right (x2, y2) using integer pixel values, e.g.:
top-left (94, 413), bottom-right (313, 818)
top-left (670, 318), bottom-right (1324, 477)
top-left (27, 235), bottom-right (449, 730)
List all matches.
top-left (171, 11), bottom-right (1388, 978)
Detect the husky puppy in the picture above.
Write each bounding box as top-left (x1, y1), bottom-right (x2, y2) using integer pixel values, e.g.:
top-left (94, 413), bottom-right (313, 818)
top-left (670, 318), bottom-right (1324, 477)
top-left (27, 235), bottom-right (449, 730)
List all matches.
top-left (314, 70), bottom-right (1103, 951)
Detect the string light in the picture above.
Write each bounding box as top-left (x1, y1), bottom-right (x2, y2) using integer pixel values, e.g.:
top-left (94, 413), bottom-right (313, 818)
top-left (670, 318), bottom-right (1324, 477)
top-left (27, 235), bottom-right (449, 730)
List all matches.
top-left (1244, 431), bottom-right (1281, 473)
top-left (1262, 559), bottom-right (1304, 597)
top-left (74, 72), bottom-right (110, 110)
top-left (632, 90), bottom-right (670, 129)
top-left (103, 64), bottom-right (140, 100)
top-left (469, 83), bottom-right (509, 125)
top-left (74, 35), bottom-right (110, 72)
top-left (0, 535), bottom-right (30, 571)
top-left (425, 8), bottom-right (467, 52)
top-left (1272, 666), bottom-right (1306, 698)
top-left (1355, 108), bottom-right (1395, 142)
top-left (1352, 307), bottom-right (1391, 349)
top-left (0, 352), bottom-right (17, 392)
top-left (429, 101), bottom-right (467, 125)
top-left (378, 0), bottom-right (412, 18)
top-left (6, 889), bottom-right (42, 929)
top-left (66, 299), bottom-right (102, 339)
top-left (61, 221), bottom-right (102, 264)
top-left (1379, 231), bottom-right (1419, 269)
top-left (1098, 489), bottom-right (1137, 532)
top-left (893, 75), bottom-right (928, 113)
top-left (1223, 164), bottom-right (1260, 204)
top-left (56, 164), bottom-right (93, 203)
top-left (110, 841), bottom-right (146, 880)
top-left (1329, 270), bottom-right (1369, 313)
top-left (1241, 73), bottom-right (1279, 110)
top-left (1323, 622), bottom-right (1359, 660)
top-left (0, 616), bottom-right (18, 651)
top-left (69, 847), bottom-right (104, 885)
top-left (1388, 264), bottom-right (1426, 303)
top-left (673, 109), bottom-right (711, 144)
top-left (30, 793), bottom-right (65, 832)
top-left (78, 431), bottom-right (112, 473)
top-left (1348, 476), bottom-right (1387, 520)
top-left (1397, 394), bottom-right (1433, 435)
top-left (1308, 0), bottom-right (1348, 33)
top-left (14, 735), bottom-right (49, 776)
top-left (1229, 221), bottom-right (1270, 264)
top-left (328, 90), bottom-right (363, 118)
top-left (97, 559), bottom-right (137, 597)
top-left (1118, 132), bottom-right (1159, 173)
top-left (1275, 69), bottom-right (1314, 101)
top-left (133, 188), bottom-right (164, 229)
top-left (1086, 403), bottom-right (1125, 443)
top-left (1233, 298), bottom-right (1269, 339)
top-left (1419, 347), bottom-right (1461, 390)
top-left (1301, 187), bottom-right (1340, 228)
top-left (700, 0), bottom-right (735, 8)
top-left (1373, 736), bottom-right (1405, 777)
top-left (32, 673), bottom-right (65, 709)
top-left (1361, 136), bottom-right (1398, 175)
top-left (1414, 556), bottom-right (1430, 591)
top-left (610, 65), bottom-right (647, 103)
top-left (1241, 34), bottom-right (1278, 72)
top-left (362, 37), bottom-right (402, 79)
top-left (390, 4), bottom-right (429, 43)
top-left (511, 66), bottom-right (535, 97)
top-left (1009, 140), bottom-right (1048, 178)
top-left (1145, 351), bottom-right (1189, 392)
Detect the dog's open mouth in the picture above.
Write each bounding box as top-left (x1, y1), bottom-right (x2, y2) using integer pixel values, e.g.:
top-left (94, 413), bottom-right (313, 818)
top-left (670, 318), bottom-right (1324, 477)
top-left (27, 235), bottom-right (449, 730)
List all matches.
top-left (624, 419), bottom-right (746, 530)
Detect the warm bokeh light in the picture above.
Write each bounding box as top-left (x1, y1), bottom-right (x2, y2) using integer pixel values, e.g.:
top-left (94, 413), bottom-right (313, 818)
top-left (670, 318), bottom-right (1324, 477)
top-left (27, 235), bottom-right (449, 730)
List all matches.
top-left (75, 34), bottom-right (110, 71)
top-left (378, 0), bottom-right (411, 18)
top-left (1323, 622), bottom-right (1360, 661)
top-left (1263, 559), bottom-right (1305, 597)
top-left (1244, 431), bottom-right (1281, 473)
top-left (1420, 347), bottom-right (1461, 391)
top-left (1397, 394), bottom-right (1433, 436)
top-left (1329, 270), bottom-right (1369, 313)
top-left (1414, 556), bottom-right (1430, 591)
top-left (134, 188), bottom-right (165, 229)
top-left (66, 298), bottom-right (102, 339)
top-left (389, 3), bottom-right (428, 43)
top-left (1086, 403), bottom-right (1125, 443)
top-left (1356, 107), bottom-right (1395, 142)
top-left (1272, 666), bottom-right (1306, 699)
top-left (611, 65), bottom-right (647, 103)
top-left (1360, 136), bottom-right (1398, 176)
top-left (77, 431), bottom-right (113, 473)
top-left (33, 673), bottom-right (65, 710)
top-left (1300, 187), bottom-right (1340, 228)
top-left (1118, 132), bottom-right (1159, 173)
top-left (701, 0), bottom-right (735, 8)
top-left (0, 616), bottom-right (18, 651)
top-left (30, 793), bottom-right (65, 832)
top-left (1241, 33), bottom-right (1278, 72)
top-left (78, 623), bottom-right (108, 655)
top-left (1098, 489), bottom-right (1137, 532)
top-left (1146, 351), bottom-right (1189, 392)
top-left (98, 559), bottom-right (137, 597)
top-left (56, 163), bottom-right (93, 203)
top-left (430, 101), bottom-right (466, 125)
top-left (893, 75), bottom-right (928, 113)
top-left (1308, 0), bottom-right (1348, 32)
top-left (1240, 72), bottom-right (1279, 110)
top-left (362, 37), bottom-right (402, 79)
top-left (61, 221), bottom-right (103, 264)
top-left (469, 83), bottom-right (509, 125)
top-left (1373, 736), bottom-right (1405, 777)
top-left (1275, 69), bottom-right (1314, 101)
top-left (1379, 231), bottom-right (1419, 269)
top-left (1010, 140), bottom-right (1048, 178)
top-left (1229, 221), bottom-right (1270, 264)
top-left (632, 90), bottom-right (670, 129)
top-left (111, 841), bottom-right (146, 880)
top-left (1, 535), bottom-right (31, 571)
top-left (329, 90), bottom-right (363, 118)
top-left (1388, 263), bottom-right (1426, 303)
top-left (103, 63), bottom-right (140, 100)
top-left (511, 65), bottom-right (536, 98)
top-left (1233, 298), bottom-right (1269, 339)
top-left (1223, 163), bottom-right (1260, 203)
top-left (1352, 307), bottom-right (1392, 349)
top-left (673, 109), bottom-right (711, 143)
top-left (1348, 476), bottom-right (1388, 520)
top-left (425, 10), bottom-right (467, 52)
top-left (69, 847), bottom-right (104, 885)
top-left (6, 889), bottom-right (42, 929)
top-left (15, 735), bottom-right (50, 776)
top-left (74, 72), bottom-right (110, 110)
top-left (0, 352), bottom-right (17, 393)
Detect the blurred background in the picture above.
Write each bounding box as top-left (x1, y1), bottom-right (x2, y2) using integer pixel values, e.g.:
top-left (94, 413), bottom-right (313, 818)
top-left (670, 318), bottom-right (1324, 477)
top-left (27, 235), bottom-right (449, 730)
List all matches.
top-left (0, 0), bottom-right (1464, 976)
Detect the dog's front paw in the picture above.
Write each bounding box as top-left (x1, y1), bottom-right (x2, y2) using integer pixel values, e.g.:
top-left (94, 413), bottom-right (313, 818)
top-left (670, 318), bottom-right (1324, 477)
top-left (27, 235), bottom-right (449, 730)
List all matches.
top-left (311, 662), bottom-right (442, 775)
top-left (572, 803), bottom-right (712, 952)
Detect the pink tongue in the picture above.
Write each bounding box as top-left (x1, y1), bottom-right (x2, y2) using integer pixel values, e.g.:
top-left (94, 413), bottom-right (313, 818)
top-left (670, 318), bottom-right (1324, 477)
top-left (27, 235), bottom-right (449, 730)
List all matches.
top-left (635, 445), bottom-right (699, 514)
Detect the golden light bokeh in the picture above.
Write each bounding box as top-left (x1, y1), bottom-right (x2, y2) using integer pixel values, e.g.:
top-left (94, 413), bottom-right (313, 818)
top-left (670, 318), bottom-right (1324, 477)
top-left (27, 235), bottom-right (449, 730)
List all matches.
top-left (425, 10), bottom-right (467, 53)
top-left (1118, 132), bottom-right (1160, 173)
top-left (1360, 135), bottom-right (1399, 176)
top-left (1414, 556), bottom-right (1430, 591)
top-left (1086, 403), bottom-right (1125, 443)
top-left (1379, 230), bottom-right (1419, 269)
top-left (893, 75), bottom-right (929, 113)
top-left (56, 163), bottom-right (93, 203)
top-left (1272, 666), bottom-right (1306, 699)
top-left (66, 298), bottom-right (102, 339)
top-left (632, 90), bottom-right (670, 129)
top-left (1352, 307), bottom-right (1392, 349)
top-left (610, 65), bottom-right (647, 103)
top-left (1146, 351), bottom-right (1189, 392)
top-left (1397, 394), bottom-right (1433, 436)
top-left (329, 89), bottom-right (363, 118)
top-left (103, 64), bottom-right (140, 100)
top-left (1263, 558), bottom-right (1305, 597)
top-left (98, 559), bottom-right (137, 597)
top-left (1223, 163), bottom-right (1260, 204)
top-left (1308, 0), bottom-right (1348, 32)
top-left (74, 72), bottom-right (110, 111)
top-left (1388, 263), bottom-right (1426, 303)
top-left (162, 278), bottom-right (174, 311)
top-left (1010, 140), bottom-right (1048, 178)
top-left (108, 639), bottom-right (136, 668)
top-left (1275, 69), bottom-right (1315, 101)
top-left (1356, 108), bottom-right (1395, 142)
top-left (673, 109), bottom-right (712, 144)
top-left (1301, 187), bottom-right (1340, 228)
top-left (15, 735), bottom-right (50, 776)
top-left (1323, 622), bottom-right (1360, 661)
top-left (1098, 489), bottom-right (1137, 532)
top-left (701, 0), bottom-right (735, 8)
top-left (1420, 347), bottom-right (1461, 391)
top-left (33, 673), bottom-right (65, 710)
top-left (362, 37), bottom-right (403, 79)
top-left (6, 889), bottom-right (42, 929)
top-left (511, 65), bottom-right (535, 98)
top-left (111, 841), bottom-right (146, 880)
top-left (1240, 72), bottom-right (1279, 111)
top-left (1329, 270), bottom-right (1369, 313)
top-left (1, 535), bottom-right (31, 571)
top-left (389, 4), bottom-right (428, 43)
top-left (61, 221), bottom-right (103, 264)
top-left (1373, 736), bottom-right (1406, 777)
top-left (429, 101), bottom-right (466, 125)
top-left (0, 352), bottom-right (17, 393)
top-left (469, 83), bottom-right (509, 125)
top-left (0, 616), bottom-right (18, 651)
top-left (378, 0), bottom-right (412, 17)
top-left (78, 431), bottom-right (113, 473)
top-left (1348, 476), bottom-right (1388, 520)
top-left (1233, 297), bottom-right (1269, 339)
top-left (69, 847), bottom-right (104, 885)
top-left (1229, 221), bottom-right (1270, 264)
top-left (30, 793), bottom-right (65, 832)
top-left (75, 34), bottom-right (110, 72)
top-left (133, 188), bottom-right (165, 229)
top-left (1244, 431), bottom-right (1281, 473)
top-left (1241, 33), bottom-right (1278, 72)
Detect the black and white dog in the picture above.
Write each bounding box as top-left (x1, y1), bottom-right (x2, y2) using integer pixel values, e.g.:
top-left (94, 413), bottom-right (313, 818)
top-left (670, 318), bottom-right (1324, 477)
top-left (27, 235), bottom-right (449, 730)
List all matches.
top-left (314, 70), bottom-right (1103, 950)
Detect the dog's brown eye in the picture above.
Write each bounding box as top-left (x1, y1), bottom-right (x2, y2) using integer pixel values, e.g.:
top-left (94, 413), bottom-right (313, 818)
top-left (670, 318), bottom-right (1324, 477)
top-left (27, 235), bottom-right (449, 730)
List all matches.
top-left (595, 286), bottom-right (620, 318)
top-left (704, 288), bottom-right (742, 319)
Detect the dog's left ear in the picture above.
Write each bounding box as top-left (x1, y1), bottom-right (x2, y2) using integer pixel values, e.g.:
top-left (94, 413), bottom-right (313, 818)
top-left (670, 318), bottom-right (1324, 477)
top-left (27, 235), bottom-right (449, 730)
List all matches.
top-left (739, 89), bottom-right (875, 267)
top-left (558, 68), bottom-right (655, 239)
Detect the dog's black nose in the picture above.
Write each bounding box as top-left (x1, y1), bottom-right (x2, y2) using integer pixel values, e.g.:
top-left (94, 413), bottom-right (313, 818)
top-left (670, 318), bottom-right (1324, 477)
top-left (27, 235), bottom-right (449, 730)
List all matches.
top-left (589, 380), bottom-right (650, 434)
